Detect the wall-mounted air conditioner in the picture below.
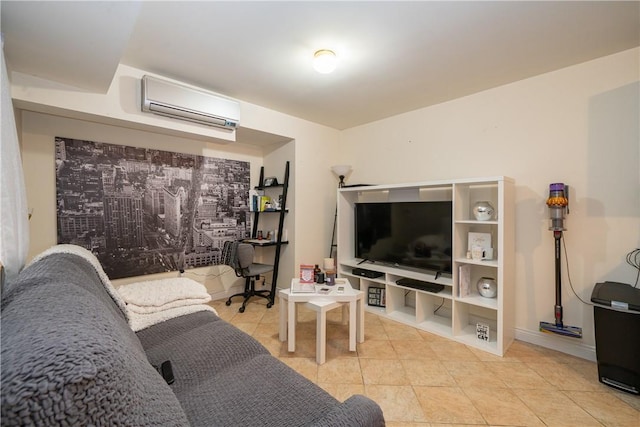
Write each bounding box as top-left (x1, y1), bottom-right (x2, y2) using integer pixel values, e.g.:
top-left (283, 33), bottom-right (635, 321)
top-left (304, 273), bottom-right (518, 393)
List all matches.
top-left (141, 75), bottom-right (240, 130)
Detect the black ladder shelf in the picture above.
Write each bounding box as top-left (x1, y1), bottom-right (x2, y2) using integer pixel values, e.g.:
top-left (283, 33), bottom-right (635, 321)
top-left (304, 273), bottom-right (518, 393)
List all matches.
top-left (250, 161), bottom-right (289, 307)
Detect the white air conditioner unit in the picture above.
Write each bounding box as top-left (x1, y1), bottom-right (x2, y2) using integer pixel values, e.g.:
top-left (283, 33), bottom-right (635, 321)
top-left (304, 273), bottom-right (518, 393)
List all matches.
top-left (141, 75), bottom-right (240, 130)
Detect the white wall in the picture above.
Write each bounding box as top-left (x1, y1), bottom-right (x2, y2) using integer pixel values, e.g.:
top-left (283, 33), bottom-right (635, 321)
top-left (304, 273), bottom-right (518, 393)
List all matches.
top-left (339, 48), bottom-right (640, 358)
top-left (11, 64), bottom-right (237, 143)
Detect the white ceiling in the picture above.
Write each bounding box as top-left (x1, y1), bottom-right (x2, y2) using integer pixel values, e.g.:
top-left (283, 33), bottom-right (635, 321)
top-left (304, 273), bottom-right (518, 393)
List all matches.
top-left (2, 1), bottom-right (639, 131)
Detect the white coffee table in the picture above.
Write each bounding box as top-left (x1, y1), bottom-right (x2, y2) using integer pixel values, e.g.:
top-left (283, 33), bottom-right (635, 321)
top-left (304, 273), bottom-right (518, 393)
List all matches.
top-left (278, 279), bottom-right (364, 364)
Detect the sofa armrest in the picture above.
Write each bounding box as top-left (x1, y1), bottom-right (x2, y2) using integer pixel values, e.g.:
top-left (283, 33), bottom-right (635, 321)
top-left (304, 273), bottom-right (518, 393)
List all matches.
top-left (310, 394), bottom-right (385, 427)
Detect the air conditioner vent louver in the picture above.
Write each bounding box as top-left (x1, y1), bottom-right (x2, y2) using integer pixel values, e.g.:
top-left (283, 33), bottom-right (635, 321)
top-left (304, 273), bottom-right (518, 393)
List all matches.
top-left (141, 75), bottom-right (239, 130)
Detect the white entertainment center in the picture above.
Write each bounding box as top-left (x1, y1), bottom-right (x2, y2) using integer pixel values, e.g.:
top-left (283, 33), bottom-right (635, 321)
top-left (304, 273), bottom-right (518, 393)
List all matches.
top-left (336, 177), bottom-right (515, 356)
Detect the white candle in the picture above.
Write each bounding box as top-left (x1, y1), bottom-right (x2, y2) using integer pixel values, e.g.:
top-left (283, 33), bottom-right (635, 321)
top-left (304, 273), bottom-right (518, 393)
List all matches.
top-left (323, 258), bottom-right (335, 270)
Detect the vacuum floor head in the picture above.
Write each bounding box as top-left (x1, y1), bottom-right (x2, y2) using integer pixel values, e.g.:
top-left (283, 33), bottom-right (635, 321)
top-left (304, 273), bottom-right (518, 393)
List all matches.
top-left (540, 321), bottom-right (583, 339)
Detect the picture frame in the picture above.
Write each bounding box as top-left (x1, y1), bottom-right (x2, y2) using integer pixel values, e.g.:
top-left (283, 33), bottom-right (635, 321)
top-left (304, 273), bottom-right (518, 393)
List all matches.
top-left (476, 323), bottom-right (490, 341)
top-left (299, 264), bottom-right (315, 283)
top-left (263, 176), bottom-right (278, 187)
top-left (367, 287), bottom-right (386, 307)
top-left (467, 232), bottom-right (492, 251)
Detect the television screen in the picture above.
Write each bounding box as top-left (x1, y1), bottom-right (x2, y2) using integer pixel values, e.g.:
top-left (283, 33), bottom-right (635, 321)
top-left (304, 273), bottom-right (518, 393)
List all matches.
top-left (355, 201), bottom-right (452, 274)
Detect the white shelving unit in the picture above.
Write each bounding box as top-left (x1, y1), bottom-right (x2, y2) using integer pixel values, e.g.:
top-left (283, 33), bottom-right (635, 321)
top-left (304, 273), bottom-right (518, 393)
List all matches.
top-left (336, 177), bottom-right (515, 356)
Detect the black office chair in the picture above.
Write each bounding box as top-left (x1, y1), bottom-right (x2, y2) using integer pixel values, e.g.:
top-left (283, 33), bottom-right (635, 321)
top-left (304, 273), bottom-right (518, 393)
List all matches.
top-left (223, 240), bottom-right (274, 313)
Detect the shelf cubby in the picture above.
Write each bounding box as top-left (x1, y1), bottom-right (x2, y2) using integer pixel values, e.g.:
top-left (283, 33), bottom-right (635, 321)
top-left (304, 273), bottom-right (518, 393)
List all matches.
top-left (386, 285), bottom-right (416, 318)
top-left (453, 301), bottom-right (499, 351)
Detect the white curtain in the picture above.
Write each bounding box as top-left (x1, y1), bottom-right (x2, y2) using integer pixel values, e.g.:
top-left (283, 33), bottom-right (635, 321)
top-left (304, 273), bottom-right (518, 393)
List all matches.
top-left (0, 43), bottom-right (29, 285)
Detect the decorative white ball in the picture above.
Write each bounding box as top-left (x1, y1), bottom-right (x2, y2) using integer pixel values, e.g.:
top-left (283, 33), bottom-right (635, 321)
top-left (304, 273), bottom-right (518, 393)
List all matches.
top-left (473, 201), bottom-right (495, 221)
top-left (477, 277), bottom-right (497, 298)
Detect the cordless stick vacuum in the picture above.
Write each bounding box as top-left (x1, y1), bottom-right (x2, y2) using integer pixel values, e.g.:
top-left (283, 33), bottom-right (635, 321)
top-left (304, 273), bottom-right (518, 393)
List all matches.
top-left (539, 183), bottom-right (583, 339)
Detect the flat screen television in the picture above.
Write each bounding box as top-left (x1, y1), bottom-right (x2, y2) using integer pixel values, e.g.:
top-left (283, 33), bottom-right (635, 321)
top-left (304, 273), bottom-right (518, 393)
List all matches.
top-left (354, 201), bottom-right (453, 275)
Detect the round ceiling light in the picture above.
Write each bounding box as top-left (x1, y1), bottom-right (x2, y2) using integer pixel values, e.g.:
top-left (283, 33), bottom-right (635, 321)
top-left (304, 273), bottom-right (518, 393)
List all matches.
top-left (313, 49), bottom-right (337, 74)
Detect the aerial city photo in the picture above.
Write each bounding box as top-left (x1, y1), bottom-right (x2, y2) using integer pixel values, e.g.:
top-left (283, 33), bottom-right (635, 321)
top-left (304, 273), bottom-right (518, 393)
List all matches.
top-left (55, 137), bottom-right (251, 279)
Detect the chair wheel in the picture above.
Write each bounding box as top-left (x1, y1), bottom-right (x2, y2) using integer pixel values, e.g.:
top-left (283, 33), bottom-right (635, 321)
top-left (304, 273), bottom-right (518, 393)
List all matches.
top-left (239, 306), bottom-right (245, 313)
top-left (225, 300), bottom-right (231, 306)
top-left (267, 302), bottom-right (273, 308)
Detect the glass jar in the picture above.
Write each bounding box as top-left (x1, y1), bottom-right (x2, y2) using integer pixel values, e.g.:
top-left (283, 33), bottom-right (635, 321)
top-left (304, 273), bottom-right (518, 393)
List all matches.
top-left (325, 270), bottom-right (336, 286)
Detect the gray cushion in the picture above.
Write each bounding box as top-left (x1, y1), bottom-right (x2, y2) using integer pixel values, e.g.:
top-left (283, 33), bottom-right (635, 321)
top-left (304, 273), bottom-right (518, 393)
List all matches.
top-left (181, 354), bottom-right (338, 427)
top-left (1, 253), bottom-right (190, 426)
top-left (137, 310), bottom-right (270, 375)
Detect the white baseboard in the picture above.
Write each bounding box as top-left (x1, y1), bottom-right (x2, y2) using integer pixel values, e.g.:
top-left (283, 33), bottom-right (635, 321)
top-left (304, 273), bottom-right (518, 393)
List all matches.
top-left (515, 328), bottom-right (596, 362)
top-left (208, 282), bottom-right (280, 303)
top-left (208, 283), bottom-right (245, 302)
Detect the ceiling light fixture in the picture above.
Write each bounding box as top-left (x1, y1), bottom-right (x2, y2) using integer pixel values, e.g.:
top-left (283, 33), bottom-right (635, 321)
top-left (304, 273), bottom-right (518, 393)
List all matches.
top-left (313, 49), bottom-right (337, 74)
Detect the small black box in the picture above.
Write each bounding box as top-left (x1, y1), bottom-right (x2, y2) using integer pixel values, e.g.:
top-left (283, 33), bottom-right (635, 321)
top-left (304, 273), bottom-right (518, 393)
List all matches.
top-left (352, 268), bottom-right (384, 279)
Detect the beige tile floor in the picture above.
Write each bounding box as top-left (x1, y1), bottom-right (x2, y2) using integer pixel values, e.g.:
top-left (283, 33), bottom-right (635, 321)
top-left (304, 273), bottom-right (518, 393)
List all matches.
top-left (210, 298), bottom-right (640, 427)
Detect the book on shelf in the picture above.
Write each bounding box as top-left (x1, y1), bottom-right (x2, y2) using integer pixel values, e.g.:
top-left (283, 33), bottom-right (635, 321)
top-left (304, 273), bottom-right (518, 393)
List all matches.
top-left (249, 189), bottom-right (263, 212)
top-left (459, 264), bottom-right (471, 297)
top-left (259, 196), bottom-right (272, 212)
top-left (249, 191), bottom-right (275, 212)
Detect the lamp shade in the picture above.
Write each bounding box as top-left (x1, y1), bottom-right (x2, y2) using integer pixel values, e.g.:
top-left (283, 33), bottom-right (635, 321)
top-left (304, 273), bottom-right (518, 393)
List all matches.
top-left (331, 165), bottom-right (352, 188)
top-left (331, 165), bottom-right (352, 177)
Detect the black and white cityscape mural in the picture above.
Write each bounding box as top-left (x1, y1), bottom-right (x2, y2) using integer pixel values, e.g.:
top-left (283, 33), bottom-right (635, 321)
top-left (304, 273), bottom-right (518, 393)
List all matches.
top-left (55, 137), bottom-right (251, 279)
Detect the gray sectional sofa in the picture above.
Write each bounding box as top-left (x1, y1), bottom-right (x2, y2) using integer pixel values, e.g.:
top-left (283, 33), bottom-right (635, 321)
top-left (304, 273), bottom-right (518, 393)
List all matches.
top-left (1, 250), bottom-right (385, 426)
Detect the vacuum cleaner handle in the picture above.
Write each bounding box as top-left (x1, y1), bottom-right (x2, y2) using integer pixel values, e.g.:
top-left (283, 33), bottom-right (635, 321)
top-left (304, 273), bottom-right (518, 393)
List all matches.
top-left (554, 230), bottom-right (563, 328)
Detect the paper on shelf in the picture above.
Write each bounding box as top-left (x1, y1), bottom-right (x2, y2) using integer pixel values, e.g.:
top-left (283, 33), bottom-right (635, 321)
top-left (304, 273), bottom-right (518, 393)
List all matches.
top-left (459, 264), bottom-right (471, 297)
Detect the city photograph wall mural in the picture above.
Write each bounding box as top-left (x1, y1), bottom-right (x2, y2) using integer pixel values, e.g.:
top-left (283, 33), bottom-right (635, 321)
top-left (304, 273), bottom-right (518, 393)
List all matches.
top-left (55, 137), bottom-right (251, 279)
